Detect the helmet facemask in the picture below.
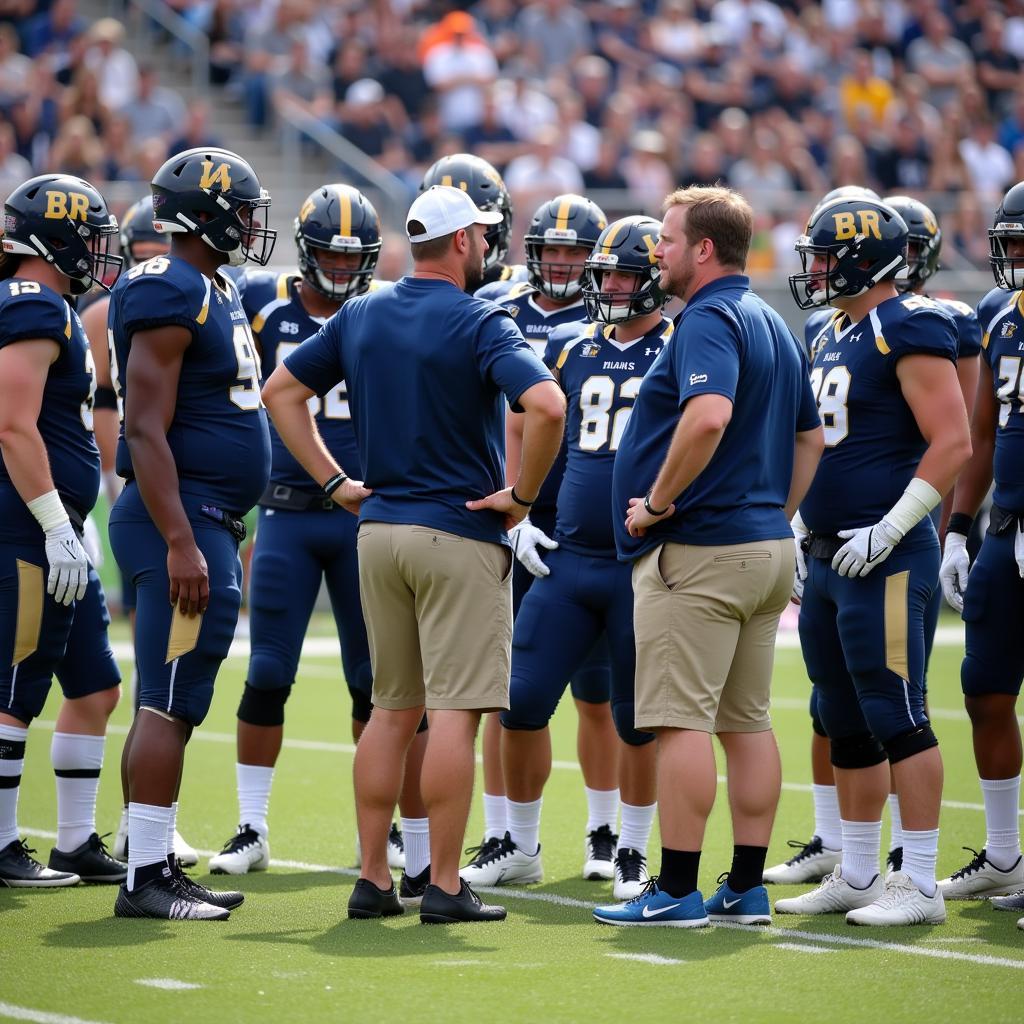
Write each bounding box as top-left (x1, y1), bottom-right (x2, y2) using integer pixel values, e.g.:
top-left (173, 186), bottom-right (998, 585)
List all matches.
top-left (990, 222), bottom-right (1024, 290)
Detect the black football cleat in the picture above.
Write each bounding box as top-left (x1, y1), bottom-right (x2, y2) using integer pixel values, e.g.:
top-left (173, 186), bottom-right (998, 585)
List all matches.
top-left (348, 878), bottom-right (405, 919)
top-left (420, 879), bottom-right (507, 924)
top-left (49, 833), bottom-right (126, 884)
top-left (114, 870), bottom-right (230, 920)
top-left (170, 858), bottom-right (244, 910)
top-left (400, 865), bottom-right (430, 907)
top-left (0, 838), bottom-right (79, 887)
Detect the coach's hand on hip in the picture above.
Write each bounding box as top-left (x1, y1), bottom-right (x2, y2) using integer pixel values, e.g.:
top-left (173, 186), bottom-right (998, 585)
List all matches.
top-left (467, 486), bottom-right (532, 532)
top-left (625, 494), bottom-right (675, 537)
top-left (330, 477), bottom-right (372, 516)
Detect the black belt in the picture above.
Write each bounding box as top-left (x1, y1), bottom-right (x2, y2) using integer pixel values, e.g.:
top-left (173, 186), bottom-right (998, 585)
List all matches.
top-left (805, 533), bottom-right (843, 560)
top-left (199, 504), bottom-right (247, 542)
top-left (62, 501), bottom-right (85, 539)
top-left (259, 483), bottom-right (338, 513)
top-left (988, 503), bottom-right (1024, 536)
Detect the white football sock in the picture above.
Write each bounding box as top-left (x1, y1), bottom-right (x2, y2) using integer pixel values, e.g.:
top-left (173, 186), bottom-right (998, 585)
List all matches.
top-left (812, 784), bottom-right (842, 850)
top-left (618, 802), bottom-right (656, 856)
top-left (584, 786), bottom-right (619, 834)
top-left (127, 802), bottom-right (171, 890)
top-left (166, 801), bottom-right (178, 856)
top-left (401, 816), bottom-right (430, 876)
top-left (902, 827), bottom-right (939, 896)
top-left (507, 797), bottom-right (542, 855)
top-left (482, 792), bottom-right (507, 841)
top-left (981, 775), bottom-right (1021, 870)
top-left (840, 818), bottom-right (882, 889)
top-left (237, 763), bottom-right (275, 838)
top-left (0, 723), bottom-right (27, 850)
top-left (888, 793), bottom-right (904, 853)
top-left (51, 732), bottom-right (104, 852)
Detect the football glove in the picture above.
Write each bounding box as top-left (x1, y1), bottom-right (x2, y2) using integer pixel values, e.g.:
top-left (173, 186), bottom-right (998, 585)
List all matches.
top-left (509, 517), bottom-right (558, 578)
top-left (792, 516), bottom-right (808, 602)
top-left (939, 531), bottom-right (969, 612)
top-left (45, 520), bottom-right (89, 605)
top-left (832, 518), bottom-right (903, 578)
top-left (1016, 521), bottom-right (1024, 579)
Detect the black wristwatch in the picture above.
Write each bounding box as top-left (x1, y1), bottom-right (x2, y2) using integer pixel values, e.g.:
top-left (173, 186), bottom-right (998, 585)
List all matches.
top-left (323, 472), bottom-right (348, 498)
top-left (644, 492), bottom-right (670, 517)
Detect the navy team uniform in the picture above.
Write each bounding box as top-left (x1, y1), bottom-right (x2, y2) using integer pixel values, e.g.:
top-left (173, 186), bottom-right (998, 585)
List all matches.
top-left (0, 283), bottom-right (120, 721)
top-left (798, 294), bottom-right (958, 764)
top-left (237, 270), bottom-right (376, 722)
top-left (108, 256), bottom-right (271, 726)
top-left (961, 288), bottom-right (1024, 699)
top-left (501, 316), bottom-right (672, 743)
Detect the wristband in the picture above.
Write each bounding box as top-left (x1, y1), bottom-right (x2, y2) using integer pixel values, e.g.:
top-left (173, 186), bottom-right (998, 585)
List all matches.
top-left (946, 512), bottom-right (974, 538)
top-left (644, 492), bottom-right (670, 517)
top-left (94, 385), bottom-right (118, 410)
top-left (322, 472), bottom-right (348, 498)
top-left (510, 485), bottom-right (535, 508)
top-left (27, 489), bottom-right (71, 533)
top-left (882, 477), bottom-right (942, 540)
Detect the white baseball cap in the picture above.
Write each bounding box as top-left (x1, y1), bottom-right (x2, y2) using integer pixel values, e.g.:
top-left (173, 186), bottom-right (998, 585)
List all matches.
top-left (406, 185), bottom-right (503, 243)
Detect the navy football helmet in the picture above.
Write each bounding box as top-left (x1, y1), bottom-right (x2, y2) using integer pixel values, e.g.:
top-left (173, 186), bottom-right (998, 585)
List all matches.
top-left (583, 215), bottom-right (666, 323)
top-left (790, 198), bottom-right (907, 310)
top-left (296, 184), bottom-right (381, 301)
top-left (118, 195), bottom-right (166, 267)
top-left (1, 174), bottom-right (121, 294)
top-left (150, 147), bottom-right (276, 266)
top-left (884, 195), bottom-right (941, 292)
top-left (524, 194), bottom-right (607, 301)
top-left (421, 154), bottom-right (512, 271)
top-left (810, 185), bottom-right (881, 221)
top-left (990, 181), bottom-right (1024, 290)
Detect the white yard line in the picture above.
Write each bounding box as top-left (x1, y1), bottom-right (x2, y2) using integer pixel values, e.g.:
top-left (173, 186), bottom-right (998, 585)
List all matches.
top-left (606, 952), bottom-right (685, 965)
top-left (132, 980), bottom-right (202, 991)
top-left (775, 943), bottom-right (836, 954)
top-left (0, 1005), bottom-right (114, 1024)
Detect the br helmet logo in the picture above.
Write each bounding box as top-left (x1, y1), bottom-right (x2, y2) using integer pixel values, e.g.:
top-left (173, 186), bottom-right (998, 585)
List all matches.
top-left (832, 209), bottom-right (882, 241)
top-left (45, 191), bottom-right (89, 221)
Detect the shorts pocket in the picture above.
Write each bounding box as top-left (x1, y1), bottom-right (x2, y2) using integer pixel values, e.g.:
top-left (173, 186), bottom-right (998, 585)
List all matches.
top-left (712, 550), bottom-right (772, 566)
top-left (655, 543), bottom-right (686, 592)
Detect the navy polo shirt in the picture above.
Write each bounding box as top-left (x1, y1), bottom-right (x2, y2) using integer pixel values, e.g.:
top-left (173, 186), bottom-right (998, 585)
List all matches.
top-left (612, 275), bottom-right (820, 560)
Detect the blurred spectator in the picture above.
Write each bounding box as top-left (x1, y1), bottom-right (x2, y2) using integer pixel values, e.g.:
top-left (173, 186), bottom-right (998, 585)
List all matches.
top-left (99, 115), bottom-right (138, 182)
top-left (167, 100), bottom-right (222, 158)
top-left (874, 116), bottom-right (932, 192)
top-left (556, 95), bottom-right (600, 174)
top-left (648, 0), bottom-right (704, 64)
top-left (46, 113), bottom-right (104, 180)
top-left (59, 67), bottom-right (108, 134)
top-left (949, 188), bottom-right (994, 267)
top-left (593, 0), bottom-right (647, 76)
top-left (711, 0), bottom-right (786, 47)
top-left (204, 0), bottom-right (247, 88)
top-left (680, 132), bottom-right (728, 187)
top-left (504, 124), bottom-right (584, 200)
top-left (959, 118), bottom-right (1015, 201)
top-left (583, 139), bottom-right (627, 190)
top-left (123, 68), bottom-right (187, 144)
top-left (272, 35), bottom-right (332, 124)
top-left (494, 71), bottom-right (557, 141)
top-left (463, 89), bottom-right (521, 169)
top-left (999, 93), bottom-right (1024, 157)
top-left (928, 126), bottom-right (972, 194)
top-left (470, 0), bottom-right (521, 66)
top-left (0, 24), bottom-right (31, 104)
top-left (573, 55), bottom-right (612, 127)
top-left (83, 18), bottom-right (138, 111)
top-left (7, 63), bottom-right (61, 168)
top-left (243, 0), bottom-right (308, 128)
top-left (331, 41), bottom-right (368, 107)
top-left (516, 0), bottom-right (593, 76)
top-left (906, 12), bottom-right (973, 111)
top-left (336, 79), bottom-right (392, 159)
top-left (620, 130), bottom-right (674, 210)
top-left (0, 121), bottom-right (32, 197)
top-left (972, 12), bottom-right (1022, 118)
top-left (728, 128), bottom-right (792, 198)
top-left (839, 48), bottom-right (894, 128)
top-left (687, 25), bottom-right (751, 130)
top-left (21, 0), bottom-right (86, 80)
top-left (422, 11), bottom-right (497, 134)
top-left (376, 28), bottom-right (431, 121)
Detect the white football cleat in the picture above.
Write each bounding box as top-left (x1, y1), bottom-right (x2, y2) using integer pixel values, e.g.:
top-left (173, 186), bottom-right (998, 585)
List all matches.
top-left (612, 848), bottom-right (649, 901)
top-left (774, 865), bottom-right (883, 915)
top-left (112, 808), bottom-right (198, 868)
top-left (846, 872), bottom-right (946, 926)
top-left (458, 832), bottom-right (542, 886)
top-left (208, 825), bottom-right (270, 875)
top-left (763, 836), bottom-right (841, 884)
top-left (583, 825), bottom-right (617, 881)
top-left (937, 848), bottom-right (1024, 900)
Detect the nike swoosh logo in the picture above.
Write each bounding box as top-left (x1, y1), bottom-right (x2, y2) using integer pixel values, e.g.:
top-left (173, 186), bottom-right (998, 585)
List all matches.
top-left (641, 903), bottom-right (681, 918)
top-left (722, 898), bottom-right (742, 909)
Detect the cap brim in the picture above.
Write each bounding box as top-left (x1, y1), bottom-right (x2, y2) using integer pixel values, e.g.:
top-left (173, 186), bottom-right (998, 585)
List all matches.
top-left (474, 209), bottom-right (504, 226)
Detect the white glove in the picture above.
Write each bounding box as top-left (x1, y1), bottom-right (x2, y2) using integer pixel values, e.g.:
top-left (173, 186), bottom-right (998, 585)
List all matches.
top-left (509, 517), bottom-right (558, 578)
top-left (939, 531), bottom-right (969, 612)
top-left (832, 519), bottom-right (903, 578)
top-left (82, 515), bottom-right (103, 569)
top-left (44, 521), bottom-right (89, 605)
top-left (792, 516), bottom-right (808, 602)
top-left (1016, 522), bottom-right (1024, 579)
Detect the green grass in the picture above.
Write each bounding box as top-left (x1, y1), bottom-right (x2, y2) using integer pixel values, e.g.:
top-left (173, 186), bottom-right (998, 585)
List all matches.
top-left (3, 615), bottom-right (1023, 1024)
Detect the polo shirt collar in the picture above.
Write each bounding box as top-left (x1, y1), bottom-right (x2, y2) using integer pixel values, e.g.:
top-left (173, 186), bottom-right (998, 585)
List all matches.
top-left (686, 274), bottom-right (749, 306)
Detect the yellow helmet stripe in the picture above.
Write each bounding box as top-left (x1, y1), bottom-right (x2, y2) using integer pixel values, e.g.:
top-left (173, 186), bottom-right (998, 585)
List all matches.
top-left (335, 186), bottom-right (352, 239)
top-left (601, 219), bottom-right (627, 255)
top-left (555, 197), bottom-right (573, 232)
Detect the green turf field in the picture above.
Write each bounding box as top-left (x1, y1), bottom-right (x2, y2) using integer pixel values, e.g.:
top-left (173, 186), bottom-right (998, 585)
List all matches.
top-left (3, 614), bottom-right (1022, 1024)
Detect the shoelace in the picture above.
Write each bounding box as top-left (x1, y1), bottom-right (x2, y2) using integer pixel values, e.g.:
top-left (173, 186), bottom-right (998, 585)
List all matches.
top-left (221, 826), bottom-right (260, 854)
top-left (949, 847), bottom-right (987, 880)
top-left (624, 877), bottom-right (660, 906)
top-left (13, 839), bottom-right (40, 863)
top-left (874, 876), bottom-right (917, 908)
top-left (463, 836), bottom-right (504, 866)
top-left (783, 836), bottom-right (823, 865)
top-left (617, 850), bottom-right (646, 882)
top-left (588, 825), bottom-right (617, 863)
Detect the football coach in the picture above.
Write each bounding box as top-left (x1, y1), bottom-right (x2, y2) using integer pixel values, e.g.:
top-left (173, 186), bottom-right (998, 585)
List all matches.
top-left (595, 185), bottom-right (824, 928)
top-left (263, 185), bottom-right (566, 924)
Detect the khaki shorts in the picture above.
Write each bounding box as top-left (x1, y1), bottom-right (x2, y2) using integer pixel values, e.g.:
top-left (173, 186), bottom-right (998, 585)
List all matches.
top-left (357, 522), bottom-right (513, 712)
top-left (632, 539), bottom-right (793, 733)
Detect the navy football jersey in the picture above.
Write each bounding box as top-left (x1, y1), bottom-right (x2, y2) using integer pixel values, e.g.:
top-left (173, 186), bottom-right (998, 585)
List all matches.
top-left (550, 316), bottom-right (672, 557)
top-left (800, 293), bottom-right (958, 538)
top-left (935, 296), bottom-right (982, 359)
top-left (109, 255), bottom-right (271, 514)
top-left (979, 289), bottom-right (1024, 510)
top-left (0, 280), bottom-right (99, 541)
top-left (803, 307), bottom-right (834, 361)
top-left (236, 270), bottom-right (385, 491)
top-left (978, 286), bottom-right (1012, 337)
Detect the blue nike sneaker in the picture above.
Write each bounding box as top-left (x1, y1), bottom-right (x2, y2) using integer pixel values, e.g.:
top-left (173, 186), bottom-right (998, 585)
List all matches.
top-left (704, 876), bottom-right (772, 925)
top-left (593, 879), bottom-right (709, 928)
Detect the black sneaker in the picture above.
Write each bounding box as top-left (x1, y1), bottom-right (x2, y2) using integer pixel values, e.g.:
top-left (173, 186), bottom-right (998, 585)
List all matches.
top-left (169, 857), bottom-right (244, 910)
top-left (583, 824), bottom-right (618, 881)
top-left (420, 879), bottom-right (507, 924)
top-left (886, 846), bottom-right (904, 876)
top-left (992, 887), bottom-right (1024, 912)
top-left (114, 868), bottom-right (229, 920)
top-left (48, 832), bottom-right (126, 884)
top-left (0, 838), bottom-right (79, 887)
top-left (347, 878), bottom-right (405, 919)
top-left (400, 864), bottom-right (430, 907)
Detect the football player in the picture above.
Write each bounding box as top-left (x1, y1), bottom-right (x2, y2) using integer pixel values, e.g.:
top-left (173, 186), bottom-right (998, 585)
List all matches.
top-left (207, 184), bottom-right (426, 899)
top-left (108, 147), bottom-right (275, 919)
top-left (775, 197), bottom-right (971, 925)
top-left (936, 181), bottom-right (1024, 906)
top-left (461, 217), bottom-right (667, 898)
top-left (460, 194), bottom-right (624, 882)
top-left (420, 153), bottom-right (524, 287)
top-left (0, 174), bottom-right (125, 886)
